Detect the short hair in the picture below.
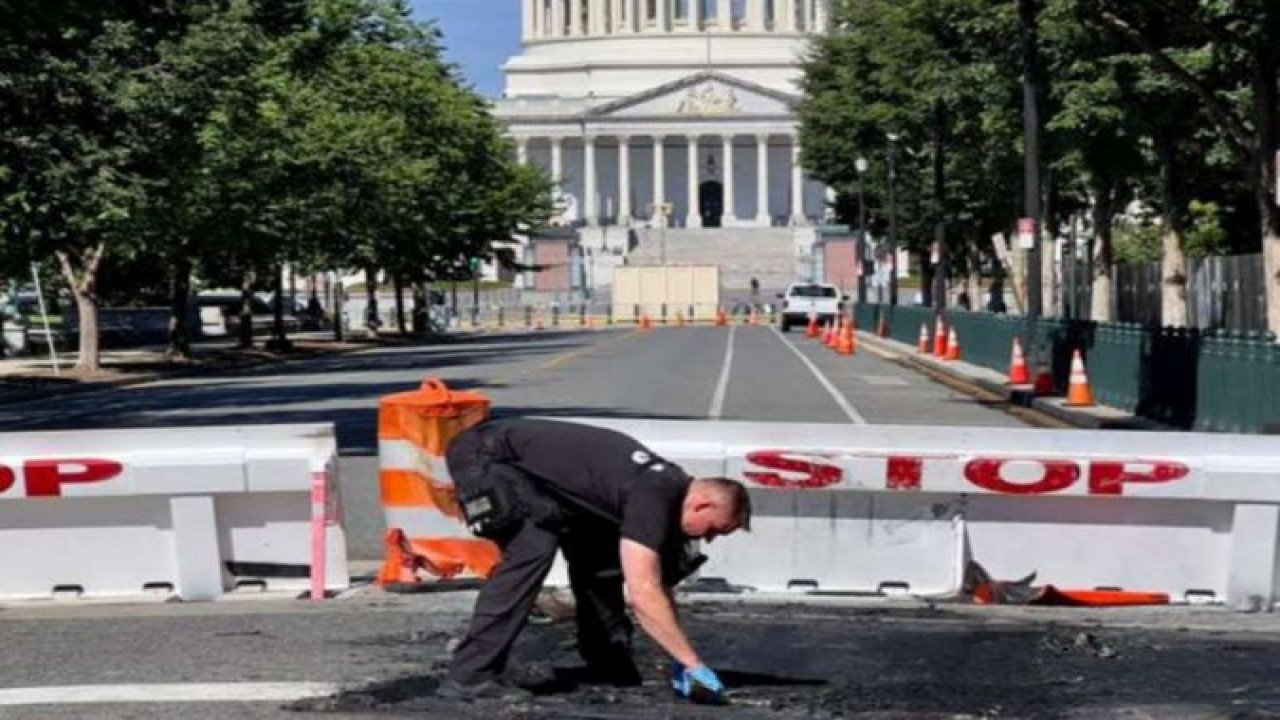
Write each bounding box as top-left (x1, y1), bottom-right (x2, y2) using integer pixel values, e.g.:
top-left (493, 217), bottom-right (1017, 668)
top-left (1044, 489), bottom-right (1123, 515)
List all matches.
top-left (696, 476), bottom-right (752, 532)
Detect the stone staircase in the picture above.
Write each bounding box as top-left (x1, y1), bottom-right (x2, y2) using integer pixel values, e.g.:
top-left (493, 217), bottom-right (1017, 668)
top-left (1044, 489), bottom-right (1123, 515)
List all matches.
top-left (626, 227), bottom-right (802, 292)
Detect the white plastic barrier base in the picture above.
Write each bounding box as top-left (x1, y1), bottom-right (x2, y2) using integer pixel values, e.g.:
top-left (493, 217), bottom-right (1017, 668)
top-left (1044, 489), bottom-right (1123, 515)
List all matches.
top-left (560, 418), bottom-right (1280, 608)
top-left (0, 424), bottom-right (347, 602)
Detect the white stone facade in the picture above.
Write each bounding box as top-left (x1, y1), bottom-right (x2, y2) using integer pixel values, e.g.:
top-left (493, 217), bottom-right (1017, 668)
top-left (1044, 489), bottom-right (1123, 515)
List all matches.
top-left (494, 0), bottom-right (829, 232)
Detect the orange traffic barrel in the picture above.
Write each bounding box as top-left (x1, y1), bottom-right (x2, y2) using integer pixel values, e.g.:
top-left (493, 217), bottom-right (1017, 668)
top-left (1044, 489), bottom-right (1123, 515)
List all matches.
top-left (376, 378), bottom-right (499, 590)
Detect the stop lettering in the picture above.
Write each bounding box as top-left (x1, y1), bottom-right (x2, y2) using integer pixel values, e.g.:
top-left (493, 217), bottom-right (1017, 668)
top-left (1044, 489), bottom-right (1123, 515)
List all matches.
top-left (0, 459), bottom-right (124, 498)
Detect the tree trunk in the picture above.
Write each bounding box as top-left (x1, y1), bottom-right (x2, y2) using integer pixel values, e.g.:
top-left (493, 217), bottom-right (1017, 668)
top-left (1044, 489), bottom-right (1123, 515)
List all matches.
top-left (268, 263), bottom-right (291, 351)
top-left (1041, 234), bottom-right (1058, 318)
top-left (364, 266), bottom-right (379, 337)
top-left (1010, 223), bottom-right (1028, 314)
top-left (412, 281), bottom-right (427, 334)
top-left (1090, 177), bottom-right (1116, 322)
top-left (238, 271), bottom-right (255, 349)
top-left (332, 269), bottom-right (345, 343)
top-left (167, 254), bottom-right (193, 361)
top-left (931, 102), bottom-right (949, 315)
top-left (1156, 132), bottom-right (1189, 327)
top-left (1255, 32), bottom-right (1280, 335)
top-left (55, 243), bottom-right (106, 374)
top-left (393, 275), bottom-right (407, 335)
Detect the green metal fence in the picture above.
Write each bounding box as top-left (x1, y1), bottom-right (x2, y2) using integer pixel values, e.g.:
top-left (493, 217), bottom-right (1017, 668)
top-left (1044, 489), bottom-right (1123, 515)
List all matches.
top-left (858, 304), bottom-right (1280, 433)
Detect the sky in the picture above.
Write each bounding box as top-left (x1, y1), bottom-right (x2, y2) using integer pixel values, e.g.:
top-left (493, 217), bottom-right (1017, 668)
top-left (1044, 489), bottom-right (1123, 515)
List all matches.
top-left (409, 0), bottom-right (521, 98)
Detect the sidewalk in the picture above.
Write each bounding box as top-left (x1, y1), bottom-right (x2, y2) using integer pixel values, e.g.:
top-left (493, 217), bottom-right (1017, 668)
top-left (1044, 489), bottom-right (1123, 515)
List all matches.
top-left (856, 329), bottom-right (1169, 432)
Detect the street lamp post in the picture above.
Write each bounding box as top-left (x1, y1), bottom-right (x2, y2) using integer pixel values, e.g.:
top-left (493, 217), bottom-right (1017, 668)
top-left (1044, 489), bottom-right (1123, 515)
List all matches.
top-left (855, 156), bottom-right (869, 305)
top-left (886, 133), bottom-right (899, 307)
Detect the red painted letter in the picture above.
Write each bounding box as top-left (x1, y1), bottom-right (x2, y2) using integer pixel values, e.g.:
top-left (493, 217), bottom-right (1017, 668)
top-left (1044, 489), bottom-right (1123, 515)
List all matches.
top-left (744, 451), bottom-right (843, 489)
top-left (885, 457), bottom-right (923, 490)
top-left (965, 458), bottom-right (1080, 495)
top-left (0, 465), bottom-right (13, 494)
top-left (1089, 460), bottom-right (1189, 496)
top-left (23, 459), bottom-right (124, 497)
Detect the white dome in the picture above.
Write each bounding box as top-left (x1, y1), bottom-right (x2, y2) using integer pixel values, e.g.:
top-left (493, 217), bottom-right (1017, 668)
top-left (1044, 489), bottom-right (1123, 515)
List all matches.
top-left (504, 0), bottom-right (828, 100)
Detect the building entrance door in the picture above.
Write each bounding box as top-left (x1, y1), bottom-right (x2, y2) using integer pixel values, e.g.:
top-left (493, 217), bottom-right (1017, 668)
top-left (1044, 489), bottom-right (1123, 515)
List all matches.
top-left (699, 180), bottom-right (724, 228)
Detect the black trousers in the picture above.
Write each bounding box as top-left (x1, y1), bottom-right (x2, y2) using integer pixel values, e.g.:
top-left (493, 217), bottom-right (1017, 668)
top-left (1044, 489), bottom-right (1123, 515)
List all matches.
top-left (445, 432), bottom-right (633, 685)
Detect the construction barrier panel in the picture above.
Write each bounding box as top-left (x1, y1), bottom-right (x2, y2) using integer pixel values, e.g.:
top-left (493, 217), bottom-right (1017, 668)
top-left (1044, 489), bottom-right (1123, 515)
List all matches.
top-left (612, 265), bottom-right (721, 322)
top-left (556, 418), bottom-right (1280, 609)
top-left (377, 379), bottom-right (500, 588)
top-left (0, 424), bottom-right (346, 602)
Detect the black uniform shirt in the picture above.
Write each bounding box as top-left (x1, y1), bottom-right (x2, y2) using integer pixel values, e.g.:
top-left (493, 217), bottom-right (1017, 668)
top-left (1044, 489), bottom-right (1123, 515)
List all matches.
top-left (482, 419), bottom-right (690, 553)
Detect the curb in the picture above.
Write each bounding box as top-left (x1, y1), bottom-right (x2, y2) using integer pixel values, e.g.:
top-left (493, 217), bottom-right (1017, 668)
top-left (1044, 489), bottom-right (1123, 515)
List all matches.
top-left (855, 331), bottom-right (1168, 432)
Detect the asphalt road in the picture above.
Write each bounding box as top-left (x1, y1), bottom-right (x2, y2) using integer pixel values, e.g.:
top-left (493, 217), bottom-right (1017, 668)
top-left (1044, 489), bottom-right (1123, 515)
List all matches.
top-left (0, 325), bottom-right (1029, 561)
top-left (2, 326), bottom-right (1278, 719)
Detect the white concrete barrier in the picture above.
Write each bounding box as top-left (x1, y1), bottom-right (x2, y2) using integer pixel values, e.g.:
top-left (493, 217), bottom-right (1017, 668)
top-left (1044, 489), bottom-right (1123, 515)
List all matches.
top-left (565, 418), bottom-right (1280, 609)
top-left (0, 424), bottom-right (347, 602)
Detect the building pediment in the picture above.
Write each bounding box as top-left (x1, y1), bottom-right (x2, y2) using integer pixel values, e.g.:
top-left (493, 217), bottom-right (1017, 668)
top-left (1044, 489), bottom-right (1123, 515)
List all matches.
top-left (587, 71), bottom-right (797, 120)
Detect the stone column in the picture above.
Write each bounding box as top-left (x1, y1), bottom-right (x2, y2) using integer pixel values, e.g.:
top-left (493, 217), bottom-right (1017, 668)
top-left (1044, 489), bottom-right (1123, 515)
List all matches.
top-left (749, 0), bottom-right (766, 31)
top-left (552, 0), bottom-right (565, 36)
top-left (627, 0), bottom-right (640, 31)
top-left (551, 137), bottom-right (563, 184)
top-left (655, 0), bottom-right (669, 32)
top-left (688, 0), bottom-right (702, 31)
top-left (516, 137), bottom-right (529, 165)
top-left (522, 0), bottom-right (534, 40)
top-left (776, 0), bottom-right (790, 31)
top-left (584, 135), bottom-right (598, 226)
top-left (716, 0), bottom-right (732, 28)
top-left (570, 0), bottom-right (583, 34)
top-left (591, 0), bottom-right (607, 34)
top-left (686, 135), bottom-right (701, 228)
top-left (791, 138), bottom-right (805, 225)
top-left (618, 136), bottom-right (632, 224)
top-left (653, 135), bottom-right (666, 224)
top-left (755, 134), bottom-right (770, 226)
top-left (611, 0), bottom-right (623, 31)
top-left (721, 134), bottom-right (735, 226)
top-left (814, 0), bottom-right (827, 30)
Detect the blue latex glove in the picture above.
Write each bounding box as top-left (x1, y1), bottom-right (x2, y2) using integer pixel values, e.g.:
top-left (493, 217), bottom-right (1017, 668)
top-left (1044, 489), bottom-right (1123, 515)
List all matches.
top-left (679, 665), bottom-right (726, 703)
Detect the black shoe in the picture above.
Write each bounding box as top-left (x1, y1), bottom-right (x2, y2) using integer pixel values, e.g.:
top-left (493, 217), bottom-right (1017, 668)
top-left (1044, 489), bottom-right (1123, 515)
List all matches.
top-left (436, 678), bottom-right (534, 703)
top-left (579, 660), bottom-right (643, 687)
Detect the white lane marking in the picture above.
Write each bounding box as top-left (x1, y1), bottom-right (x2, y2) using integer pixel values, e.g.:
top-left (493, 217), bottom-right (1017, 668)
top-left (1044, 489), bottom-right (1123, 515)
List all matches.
top-left (708, 324), bottom-right (738, 419)
top-left (0, 682), bottom-right (341, 706)
top-left (770, 326), bottom-right (868, 425)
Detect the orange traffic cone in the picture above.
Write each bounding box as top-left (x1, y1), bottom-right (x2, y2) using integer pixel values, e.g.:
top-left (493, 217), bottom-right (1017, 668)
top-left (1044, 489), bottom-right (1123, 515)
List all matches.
top-left (640, 314), bottom-right (652, 331)
top-left (821, 320), bottom-right (834, 346)
top-left (837, 319), bottom-right (856, 355)
top-left (715, 308), bottom-right (727, 326)
top-left (806, 314), bottom-right (820, 338)
top-left (1065, 350), bottom-right (1096, 407)
top-left (749, 307), bottom-right (760, 326)
top-left (945, 327), bottom-right (961, 361)
top-left (918, 323), bottom-right (930, 354)
top-left (1007, 337), bottom-right (1030, 384)
top-left (933, 316), bottom-right (948, 357)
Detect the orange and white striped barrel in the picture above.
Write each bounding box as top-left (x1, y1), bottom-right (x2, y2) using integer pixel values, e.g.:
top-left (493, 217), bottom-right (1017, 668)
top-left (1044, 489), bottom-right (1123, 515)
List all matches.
top-left (376, 379), bottom-right (499, 589)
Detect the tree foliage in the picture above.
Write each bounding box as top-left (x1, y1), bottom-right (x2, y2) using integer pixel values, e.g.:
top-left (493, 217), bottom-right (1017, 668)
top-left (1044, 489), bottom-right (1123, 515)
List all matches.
top-left (801, 0), bottom-right (1280, 330)
top-left (0, 0), bottom-right (550, 367)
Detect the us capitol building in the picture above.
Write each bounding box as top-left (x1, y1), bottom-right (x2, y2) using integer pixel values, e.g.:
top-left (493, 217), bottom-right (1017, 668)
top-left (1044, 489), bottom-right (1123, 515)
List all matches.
top-left (492, 0), bottom-right (834, 292)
